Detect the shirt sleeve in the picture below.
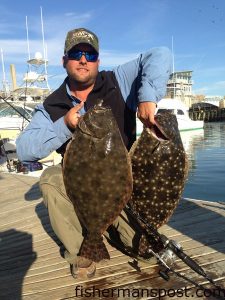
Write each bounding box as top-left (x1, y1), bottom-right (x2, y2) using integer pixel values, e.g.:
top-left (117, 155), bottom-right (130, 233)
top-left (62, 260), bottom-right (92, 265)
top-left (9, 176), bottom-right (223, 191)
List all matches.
top-left (113, 47), bottom-right (172, 111)
top-left (16, 104), bottom-right (72, 162)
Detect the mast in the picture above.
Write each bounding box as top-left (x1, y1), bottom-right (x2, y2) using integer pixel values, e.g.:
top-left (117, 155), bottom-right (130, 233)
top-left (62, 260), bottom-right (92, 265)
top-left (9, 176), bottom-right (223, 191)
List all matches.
top-left (1, 48), bottom-right (9, 96)
top-left (1, 48), bottom-right (6, 84)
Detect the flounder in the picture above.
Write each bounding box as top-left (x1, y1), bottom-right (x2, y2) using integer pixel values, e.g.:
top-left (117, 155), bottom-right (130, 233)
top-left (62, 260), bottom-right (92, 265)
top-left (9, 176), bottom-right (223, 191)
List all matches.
top-left (63, 100), bottom-right (133, 262)
top-left (128, 111), bottom-right (188, 255)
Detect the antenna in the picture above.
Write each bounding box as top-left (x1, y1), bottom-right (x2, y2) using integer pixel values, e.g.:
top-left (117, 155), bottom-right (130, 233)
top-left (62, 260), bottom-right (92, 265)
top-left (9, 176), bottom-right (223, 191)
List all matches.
top-left (40, 6), bottom-right (50, 90)
top-left (171, 36), bottom-right (175, 74)
top-left (171, 36), bottom-right (176, 99)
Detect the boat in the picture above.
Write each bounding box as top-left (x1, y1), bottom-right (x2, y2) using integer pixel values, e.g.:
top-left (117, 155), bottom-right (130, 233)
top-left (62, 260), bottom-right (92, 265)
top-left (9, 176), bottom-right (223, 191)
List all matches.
top-left (157, 98), bottom-right (204, 131)
top-left (0, 102), bottom-right (34, 139)
top-left (0, 101), bottom-right (61, 173)
top-left (136, 98), bottom-right (204, 136)
top-left (0, 8), bottom-right (62, 173)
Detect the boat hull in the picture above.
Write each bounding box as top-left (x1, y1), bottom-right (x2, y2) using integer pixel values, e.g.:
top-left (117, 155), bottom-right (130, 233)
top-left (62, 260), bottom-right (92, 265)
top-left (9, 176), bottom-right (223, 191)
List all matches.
top-left (0, 128), bottom-right (22, 139)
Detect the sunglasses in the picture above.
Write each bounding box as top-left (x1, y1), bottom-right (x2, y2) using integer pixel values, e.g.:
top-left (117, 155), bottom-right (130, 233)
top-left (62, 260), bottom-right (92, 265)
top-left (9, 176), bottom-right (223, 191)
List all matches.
top-left (66, 50), bottom-right (99, 62)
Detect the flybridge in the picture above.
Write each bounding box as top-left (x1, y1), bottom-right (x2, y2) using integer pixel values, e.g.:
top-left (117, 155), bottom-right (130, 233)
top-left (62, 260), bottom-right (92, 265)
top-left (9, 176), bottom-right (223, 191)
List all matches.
top-left (19, 7), bottom-right (51, 99)
top-left (1, 7), bottom-right (51, 103)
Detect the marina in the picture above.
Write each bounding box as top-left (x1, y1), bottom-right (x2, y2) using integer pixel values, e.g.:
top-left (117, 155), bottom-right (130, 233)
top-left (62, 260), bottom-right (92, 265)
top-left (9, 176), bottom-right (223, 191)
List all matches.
top-left (0, 8), bottom-right (224, 300)
top-left (0, 172), bottom-right (225, 299)
top-left (0, 81), bottom-right (224, 296)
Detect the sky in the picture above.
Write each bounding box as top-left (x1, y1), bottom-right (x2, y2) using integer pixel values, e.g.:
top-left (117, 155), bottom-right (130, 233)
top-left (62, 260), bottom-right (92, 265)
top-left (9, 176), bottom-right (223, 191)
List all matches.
top-left (0, 0), bottom-right (225, 97)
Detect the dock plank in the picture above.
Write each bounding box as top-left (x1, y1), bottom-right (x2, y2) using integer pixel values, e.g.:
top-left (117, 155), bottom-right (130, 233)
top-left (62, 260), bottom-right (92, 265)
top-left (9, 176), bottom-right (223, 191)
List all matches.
top-left (0, 172), bottom-right (225, 300)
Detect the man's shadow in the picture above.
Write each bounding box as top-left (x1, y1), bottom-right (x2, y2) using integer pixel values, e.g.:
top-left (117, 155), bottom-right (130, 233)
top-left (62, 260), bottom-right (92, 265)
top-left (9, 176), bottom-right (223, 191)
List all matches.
top-left (24, 182), bottom-right (65, 255)
top-left (0, 229), bottom-right (37, 300)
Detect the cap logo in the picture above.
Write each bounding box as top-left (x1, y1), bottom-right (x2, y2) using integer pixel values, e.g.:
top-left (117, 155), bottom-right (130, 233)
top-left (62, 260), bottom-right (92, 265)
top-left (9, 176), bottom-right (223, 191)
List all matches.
top-left (73, 31), bottom-right (95, 42)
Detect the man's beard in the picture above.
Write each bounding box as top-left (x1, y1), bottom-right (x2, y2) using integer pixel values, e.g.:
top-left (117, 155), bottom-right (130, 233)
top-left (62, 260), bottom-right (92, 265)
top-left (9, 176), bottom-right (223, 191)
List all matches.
top-left (67, 70), bottom-right (97, 89)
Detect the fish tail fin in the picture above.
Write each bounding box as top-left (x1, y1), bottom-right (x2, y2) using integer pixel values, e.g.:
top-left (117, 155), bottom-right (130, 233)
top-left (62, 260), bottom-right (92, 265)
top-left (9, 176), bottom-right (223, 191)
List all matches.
top-left (80, 234), bottom-right (110, 262)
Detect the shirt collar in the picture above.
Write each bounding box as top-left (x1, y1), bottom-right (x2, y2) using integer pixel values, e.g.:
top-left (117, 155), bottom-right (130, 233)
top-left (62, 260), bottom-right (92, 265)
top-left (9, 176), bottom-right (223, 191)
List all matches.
top-left (65, 80), bottom-right (81, 103)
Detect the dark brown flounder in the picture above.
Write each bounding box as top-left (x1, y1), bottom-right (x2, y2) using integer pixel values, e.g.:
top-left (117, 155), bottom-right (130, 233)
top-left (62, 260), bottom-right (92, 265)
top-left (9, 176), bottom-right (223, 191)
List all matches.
top-left (129, 112), bottom-right (188, 256)
top-left (63, 100), bottom-right (133, 262)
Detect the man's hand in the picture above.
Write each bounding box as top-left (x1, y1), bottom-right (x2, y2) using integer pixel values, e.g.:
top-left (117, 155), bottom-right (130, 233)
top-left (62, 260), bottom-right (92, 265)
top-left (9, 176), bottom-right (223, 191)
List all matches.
top-left (137, 102), bottom-right (157, 127)
top-left (64, 102), bottom-right (84, 130)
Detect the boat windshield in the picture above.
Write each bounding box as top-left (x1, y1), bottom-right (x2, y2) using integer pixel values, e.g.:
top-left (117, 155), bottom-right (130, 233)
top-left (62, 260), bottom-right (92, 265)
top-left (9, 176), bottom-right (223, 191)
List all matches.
top-left (0, 104), bottom-right (34, 119)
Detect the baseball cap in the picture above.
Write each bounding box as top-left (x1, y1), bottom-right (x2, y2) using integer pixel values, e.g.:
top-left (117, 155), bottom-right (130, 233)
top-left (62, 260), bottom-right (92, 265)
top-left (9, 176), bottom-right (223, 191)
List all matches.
top-left (64, 28), bottom-right (99, 54)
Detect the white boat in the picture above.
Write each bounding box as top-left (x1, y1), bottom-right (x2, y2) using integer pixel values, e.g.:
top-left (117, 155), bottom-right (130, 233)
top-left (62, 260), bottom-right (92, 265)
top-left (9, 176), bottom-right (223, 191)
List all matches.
top-left (136, 98), bottom-right (204, 136)
top-left (0, 102), bottom-right (34, 139)
top-left (156, 98), bottom-right (204, 131)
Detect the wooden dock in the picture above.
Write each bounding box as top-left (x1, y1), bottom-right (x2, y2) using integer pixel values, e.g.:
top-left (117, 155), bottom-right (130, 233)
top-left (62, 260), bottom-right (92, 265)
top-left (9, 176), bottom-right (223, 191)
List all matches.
top-left (0, 172), bottom-right (225, 300)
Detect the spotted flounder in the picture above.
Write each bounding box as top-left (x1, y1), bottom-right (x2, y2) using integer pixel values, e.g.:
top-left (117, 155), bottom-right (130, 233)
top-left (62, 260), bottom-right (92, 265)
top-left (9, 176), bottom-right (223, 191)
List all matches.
top-left (63, 100), bottom-right (133, 262)
top-left (128, 111), bottom-right (188, 255)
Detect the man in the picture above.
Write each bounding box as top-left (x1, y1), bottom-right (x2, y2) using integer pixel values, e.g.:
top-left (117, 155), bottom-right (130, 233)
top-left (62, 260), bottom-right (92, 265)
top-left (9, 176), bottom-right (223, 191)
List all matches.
top-left (16, 28), bottom-right (172, 279)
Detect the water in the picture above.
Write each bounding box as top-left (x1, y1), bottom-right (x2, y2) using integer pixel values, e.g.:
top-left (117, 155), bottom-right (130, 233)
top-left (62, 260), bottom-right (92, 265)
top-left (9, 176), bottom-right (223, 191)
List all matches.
top-left (181, 122), bottom-right (225, 202)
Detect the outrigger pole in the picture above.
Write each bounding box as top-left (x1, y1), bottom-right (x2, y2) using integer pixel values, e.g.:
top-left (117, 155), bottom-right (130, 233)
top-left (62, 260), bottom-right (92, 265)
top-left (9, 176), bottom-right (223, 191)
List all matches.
top-left (25, 16), bottom-right (31, 72)
top-left (40, 6), bottom-right (50, 90)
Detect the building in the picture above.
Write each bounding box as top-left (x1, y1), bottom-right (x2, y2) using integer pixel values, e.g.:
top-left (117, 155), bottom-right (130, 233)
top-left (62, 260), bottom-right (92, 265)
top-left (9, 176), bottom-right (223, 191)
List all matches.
top-left (166, 71), bottom-right (193, 107)
top-left (220, 98), bottom-right (225, 109)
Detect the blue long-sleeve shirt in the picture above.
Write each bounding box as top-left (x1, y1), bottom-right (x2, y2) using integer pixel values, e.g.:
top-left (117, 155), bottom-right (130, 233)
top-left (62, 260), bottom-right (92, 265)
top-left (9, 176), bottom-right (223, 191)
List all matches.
top-left (16, 47), bottom-right (172, 162)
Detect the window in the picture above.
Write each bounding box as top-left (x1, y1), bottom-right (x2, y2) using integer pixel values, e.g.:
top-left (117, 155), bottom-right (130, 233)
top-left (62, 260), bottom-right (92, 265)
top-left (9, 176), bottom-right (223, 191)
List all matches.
top-left (177, 109), bottom-right (184, 115)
